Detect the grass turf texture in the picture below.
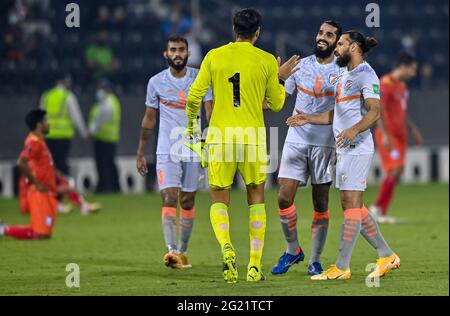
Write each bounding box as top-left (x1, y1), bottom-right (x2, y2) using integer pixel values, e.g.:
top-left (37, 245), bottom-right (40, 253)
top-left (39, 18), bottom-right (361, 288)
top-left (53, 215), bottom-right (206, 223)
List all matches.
top-left (0, 184), bottom-right (448, 296)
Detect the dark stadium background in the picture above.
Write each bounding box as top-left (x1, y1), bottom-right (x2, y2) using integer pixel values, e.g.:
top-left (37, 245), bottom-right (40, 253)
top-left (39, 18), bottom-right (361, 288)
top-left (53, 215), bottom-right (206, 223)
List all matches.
top-left (0, 0), bottom-right (448, 196)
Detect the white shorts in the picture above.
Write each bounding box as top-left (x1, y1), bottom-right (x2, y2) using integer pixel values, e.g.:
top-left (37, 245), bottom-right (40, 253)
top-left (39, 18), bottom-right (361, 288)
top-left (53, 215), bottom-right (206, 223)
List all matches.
top-left (156, 155), bottom-right (204, 192)
top-left (278, 142), bottom-right (334, 186)
top-left (335, 153), bottom-right (373, 191)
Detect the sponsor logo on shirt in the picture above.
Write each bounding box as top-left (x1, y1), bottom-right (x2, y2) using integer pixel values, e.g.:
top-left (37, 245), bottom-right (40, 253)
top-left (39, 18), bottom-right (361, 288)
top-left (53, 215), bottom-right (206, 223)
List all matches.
top-left (329, 74), bottom-right (339, 85)
top-left (344, 80), bottom-right (353, 91)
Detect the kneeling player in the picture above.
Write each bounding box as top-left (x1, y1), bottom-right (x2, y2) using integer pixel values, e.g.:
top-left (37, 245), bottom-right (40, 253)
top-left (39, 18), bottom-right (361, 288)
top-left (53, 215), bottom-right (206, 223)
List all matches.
top-left (1, 110), bottom-right (57, 240)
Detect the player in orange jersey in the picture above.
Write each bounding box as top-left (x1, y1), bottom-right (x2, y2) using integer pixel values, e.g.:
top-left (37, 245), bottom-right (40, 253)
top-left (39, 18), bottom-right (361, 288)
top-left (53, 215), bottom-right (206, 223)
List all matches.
top-left (370, 52), bottom-right (423, 224)
top-left (1, 109), bottom-right (58, 239)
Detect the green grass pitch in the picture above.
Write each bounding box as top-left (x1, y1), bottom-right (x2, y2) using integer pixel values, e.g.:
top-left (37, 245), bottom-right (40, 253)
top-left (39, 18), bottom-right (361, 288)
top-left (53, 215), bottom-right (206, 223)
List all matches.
top-left (0, 184), bottom-right (448, 296)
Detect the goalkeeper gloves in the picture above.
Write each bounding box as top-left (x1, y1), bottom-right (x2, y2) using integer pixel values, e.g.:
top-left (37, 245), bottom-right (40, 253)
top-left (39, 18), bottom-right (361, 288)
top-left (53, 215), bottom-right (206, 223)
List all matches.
top-left (184, 119), bottom-right (208, 168)
top-left (184, 119), bottom-right (201, 143)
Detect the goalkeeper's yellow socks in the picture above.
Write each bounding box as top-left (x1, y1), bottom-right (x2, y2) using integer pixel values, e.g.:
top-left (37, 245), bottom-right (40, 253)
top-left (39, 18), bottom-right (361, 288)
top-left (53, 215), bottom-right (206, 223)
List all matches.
top-left (210, 202), bottom-right (232, 250)
top-left (248, 203), bottom-right (266, 270)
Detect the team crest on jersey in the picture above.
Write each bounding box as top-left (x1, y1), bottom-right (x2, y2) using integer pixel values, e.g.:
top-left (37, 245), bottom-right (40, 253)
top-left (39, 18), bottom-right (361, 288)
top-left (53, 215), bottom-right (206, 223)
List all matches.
top-left (329, 74), bottom-right (339, 85)
top-left (344, 80), bottom-right (353, 91)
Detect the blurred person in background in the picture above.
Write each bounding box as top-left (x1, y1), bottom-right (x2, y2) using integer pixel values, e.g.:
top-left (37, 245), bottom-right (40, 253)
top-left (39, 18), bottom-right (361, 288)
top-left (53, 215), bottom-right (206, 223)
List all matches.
top-left (85, 30), bottom-right (120, 82)
top-left (370, 52), bottom-right (423, 224)
top-left (1, 28), bottom-right (24, 62)
top-left (161, 1), bottom-right (192, 38)
top-left (93, 3), bottom-right (126, 32)
top-left (161, 1), bottom-right (202, 68)
top-left (40, 74), bottom-right (89, 175)
top-left (89, 79), bottom-right (121, 193)
top-left (185, 33), bottom-right (203, 69)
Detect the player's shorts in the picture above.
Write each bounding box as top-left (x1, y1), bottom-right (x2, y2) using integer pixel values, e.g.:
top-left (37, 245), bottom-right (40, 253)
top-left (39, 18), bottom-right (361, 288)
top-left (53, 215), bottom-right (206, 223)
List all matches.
top-left (28, 187), bottom-right (57, 236)
top-left (156, 154), bottom-right (203, 192)
top-left (374, 130), bottom-right (407, 172)
top-left (207, 143), bottom-right (268, 189)
top-left (335, 153), bottom-right (373, 191)
top-left (278, 142), bottom-right (334, 186)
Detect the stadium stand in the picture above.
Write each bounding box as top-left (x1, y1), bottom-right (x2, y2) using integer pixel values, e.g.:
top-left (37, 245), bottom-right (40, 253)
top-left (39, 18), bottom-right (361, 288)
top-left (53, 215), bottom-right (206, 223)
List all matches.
top-left (0, 0), bottom-right (448, 95)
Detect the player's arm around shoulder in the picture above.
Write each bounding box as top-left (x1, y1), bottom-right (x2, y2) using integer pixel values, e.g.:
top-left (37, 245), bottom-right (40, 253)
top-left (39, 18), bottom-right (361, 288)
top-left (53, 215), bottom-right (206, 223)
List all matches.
top-left (286, 109), bottom-right (334, 127)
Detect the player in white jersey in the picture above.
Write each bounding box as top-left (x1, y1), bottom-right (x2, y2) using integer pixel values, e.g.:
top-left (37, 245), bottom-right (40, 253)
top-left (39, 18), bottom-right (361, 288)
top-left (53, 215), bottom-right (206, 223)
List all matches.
top-left (136, 36), bottom-right (213, 270)
top-left (272, 21), bottom-right (343, 276)
top-left (288, 31), bottom-right (400, 281)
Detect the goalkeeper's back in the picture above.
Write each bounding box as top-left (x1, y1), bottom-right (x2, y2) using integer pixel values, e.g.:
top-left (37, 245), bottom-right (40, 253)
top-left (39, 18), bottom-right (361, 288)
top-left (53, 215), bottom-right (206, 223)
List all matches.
top-left (187, 41), bottom-right (285, 145)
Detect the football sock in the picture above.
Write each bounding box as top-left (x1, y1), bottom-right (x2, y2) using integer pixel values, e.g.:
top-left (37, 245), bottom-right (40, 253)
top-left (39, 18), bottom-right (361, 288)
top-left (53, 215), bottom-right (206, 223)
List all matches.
top-left (360, 207), bottom-right (393, 257)
top-left (278, 204), bottom-right (300, 255)
top-left (374, 175), bottom-right (397, 216)
top-left (310, 210), bottom-right (330, 264)
top-left (210, 202), bottom-right (232, 251)
top-left (67, 190), bottom-right (83, 208)
top-left (336, 208), bottom-right (361, 270)
top-left (161, 207), bottom-right (177, 252)
top-left (178, 207), bottom-right (195, 253)
top-left (4, 226), bottom-right (39, 240)
top-left (248, 203), bottom-right (266, 269)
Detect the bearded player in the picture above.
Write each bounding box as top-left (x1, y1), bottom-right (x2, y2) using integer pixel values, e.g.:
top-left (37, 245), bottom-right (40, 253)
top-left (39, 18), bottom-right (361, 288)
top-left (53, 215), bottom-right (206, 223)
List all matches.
top-left (370, 52), bottom-right (423, 224)
top-left (288, 31), bottom-right (400, 280)
top-left (136, 36), bottom-right (213, 269)
top-left (272, 20), bottom-right (343, 276)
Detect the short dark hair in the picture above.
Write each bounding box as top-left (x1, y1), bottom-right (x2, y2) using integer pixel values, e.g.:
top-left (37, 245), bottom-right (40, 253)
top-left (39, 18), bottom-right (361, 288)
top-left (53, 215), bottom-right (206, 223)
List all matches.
top-left (25, 109), bottom-right (47, 131)
top-left (166, 35), bottom-right (189, 50)
top-left (394, 52), bottom-right (417, 68)
top-left (233, 8), bottom-right (262, 38)
top-left (322, 20), bottom-right (342, 39)
top-left (343, 30), bottom-right (378, 54)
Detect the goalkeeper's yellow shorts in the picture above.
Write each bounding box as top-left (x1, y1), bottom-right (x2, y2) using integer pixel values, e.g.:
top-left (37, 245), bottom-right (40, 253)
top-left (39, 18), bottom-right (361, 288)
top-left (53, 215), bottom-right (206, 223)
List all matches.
top-left (207, 143), bottom-right (268, 189)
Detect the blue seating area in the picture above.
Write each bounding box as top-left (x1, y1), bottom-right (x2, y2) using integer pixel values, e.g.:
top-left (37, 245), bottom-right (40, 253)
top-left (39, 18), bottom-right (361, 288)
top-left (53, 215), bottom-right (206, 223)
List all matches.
top-left (0, 0), bottom-right (447, 94)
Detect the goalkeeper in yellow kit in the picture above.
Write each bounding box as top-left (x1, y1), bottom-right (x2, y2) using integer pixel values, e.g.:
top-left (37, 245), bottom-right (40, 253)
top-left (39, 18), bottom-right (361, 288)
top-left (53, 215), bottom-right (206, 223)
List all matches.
top-left (185, 8), bottom-right (300, 283)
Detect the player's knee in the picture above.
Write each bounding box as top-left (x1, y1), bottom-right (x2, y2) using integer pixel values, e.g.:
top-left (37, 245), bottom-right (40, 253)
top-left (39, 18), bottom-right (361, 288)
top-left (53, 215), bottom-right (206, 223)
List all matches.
top-left (180, 195), bottom-right (195, 210)
top-left (162, 194), bottom-right (177, 208)
top-left (313, 198), bottom-right (328, 212)
top-left (340, 196), bottom-right (358, 210)
top-left (312, 184), bottom-right (331, 211)
top-left (278, 192), bottom-right (294, 210)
